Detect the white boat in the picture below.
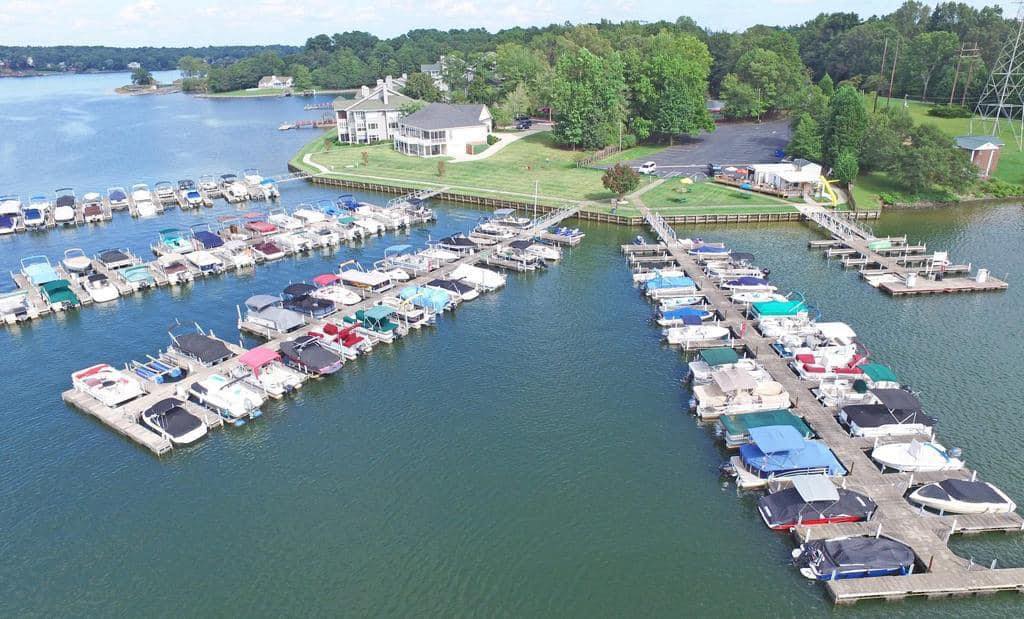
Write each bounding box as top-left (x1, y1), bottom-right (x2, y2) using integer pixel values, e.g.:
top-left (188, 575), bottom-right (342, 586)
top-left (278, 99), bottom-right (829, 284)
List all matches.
top-left (307, 225), bottom-right (341, 247)
top-left (0, 290), bottom-right (38, 324)
top-left (198, 175), bottom-right (219, 195)
top-left (154, 181), bottom-right (176, 204)
top-left (60, 248), bottom-right (92, 276)
top-left (450, 263), bottom-right (506, 291)
top-left (721, 277), bottom-right (776, 293)
top-left (131, 183), bottom-right (158, 218)
top-left (236, 347), bottom-right (305, 398)
top-left (106, 187), bottom-right (130, 210)
top-left (223, 181), bottom-right (249, 203)
top-left (185, 250), bottom-right (225, 275)
top-left (21, 203), bottom-right (46, 229)
top-left (188, 373), bottom-right (265, 425)
top-left (155, 253), bottom-right (195, 285)
top-left (419, 247), bottom-right (461, 264)
top-left (732, 291), bottom-right (789, 304)
top-left (0, 213), bottom-right (18, 235)
top-left (690, 368), bottom-right (790, 419)
top-left (378, 297), bottom-right (433, 329)
top-left (53, 188), bottom-right (77, 225)
top-left (276, 231), bottom-right (315, 254)
top-left (83, 273), bottom-right (120, 303)
top-left (71, 363), bottom-right (144, 408)
top-left (340, 261), bottom-right (395, 295)
top-left (908, 479), bottom-right (1017, 514)
top-left (633, 269), bottom-right (687, 284)
top-left (215, 240), bottom-right (257, 269)
top-left (141, 398), bottom-right (208, 445)
top-left (425, 278), bottom-right (480, 303)
top-left (268, 209), bottom-right (304, 231)
top-left (252, 240), bottom-right (287, 261)
top-left (687, 349), bottom-right (770, 385)
top-left (353, 216), bottom-right (383, 235)
top-left (658, 296), bottom-right (703, 311)
top-left (0, 194), bottom-right (23, 218)
top-left (664, 324), bottom-right (730, 346)
top-left (293, 205), bottom-right (327, 225)
top-left (871, 441), bottom-right (965, 472)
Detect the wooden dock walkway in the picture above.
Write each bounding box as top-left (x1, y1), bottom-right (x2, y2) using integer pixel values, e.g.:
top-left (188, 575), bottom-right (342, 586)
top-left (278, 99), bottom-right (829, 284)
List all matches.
top-left (633, 203), bottom-right (1024, 606)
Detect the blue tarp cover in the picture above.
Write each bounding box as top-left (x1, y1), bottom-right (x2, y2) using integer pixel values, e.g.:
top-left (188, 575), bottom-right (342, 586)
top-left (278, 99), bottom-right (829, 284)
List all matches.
top-left (662, 307), bottom-right (709, 320)
top-left (645, 276), bottom-right (695, 290)
top-left (729, 276), bottom-right (769, 286)
top-left (749, 425), bottom-right (808, 453)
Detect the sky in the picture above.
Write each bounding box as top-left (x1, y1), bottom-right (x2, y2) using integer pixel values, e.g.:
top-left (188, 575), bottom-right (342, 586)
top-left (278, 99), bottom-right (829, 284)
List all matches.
top-left (0, 0), bottom-right (1017, 47)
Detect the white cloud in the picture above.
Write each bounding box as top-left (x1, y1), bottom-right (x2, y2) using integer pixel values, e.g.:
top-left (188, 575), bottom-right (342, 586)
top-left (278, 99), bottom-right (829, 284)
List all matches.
top-left (117, 0), bottom-right (160, 24)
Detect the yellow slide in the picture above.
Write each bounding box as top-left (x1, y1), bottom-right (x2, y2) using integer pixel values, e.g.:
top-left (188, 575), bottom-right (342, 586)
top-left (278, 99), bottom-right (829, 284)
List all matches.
top-left (820, 176), bottom-right (838, 207)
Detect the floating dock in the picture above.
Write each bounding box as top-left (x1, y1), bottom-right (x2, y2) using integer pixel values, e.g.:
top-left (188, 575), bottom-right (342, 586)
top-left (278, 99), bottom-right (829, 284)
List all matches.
top-left (627, 204), bottom-right (1024, 606)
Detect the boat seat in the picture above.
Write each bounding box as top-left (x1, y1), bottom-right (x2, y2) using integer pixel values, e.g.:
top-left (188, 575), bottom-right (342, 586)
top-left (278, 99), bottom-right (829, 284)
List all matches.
top-left (803, 364), bottom-right (827, 373)
top-left (795, 354), bottom-right (816, 364)
top-left (323, 322), bottom-right (340, 336)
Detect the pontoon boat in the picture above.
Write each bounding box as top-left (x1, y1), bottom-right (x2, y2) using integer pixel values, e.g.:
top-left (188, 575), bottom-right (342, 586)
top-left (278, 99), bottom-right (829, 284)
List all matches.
top-left (758, 476), bottom-right (876, 531)
top-left (189, 373), bottom-right (264, 424)
top-left (726, 425), bottom-right (846, 489)
top-left (236, 347), bottom-right (304, 398)
top-left (72, 363), bottom-right (144, 407)
top-left (311, 274), bottom-right (361, 306)
top-left (241, 295), bottom-right (306, 334)
top-left (279, 335), bottom-right (344, 376)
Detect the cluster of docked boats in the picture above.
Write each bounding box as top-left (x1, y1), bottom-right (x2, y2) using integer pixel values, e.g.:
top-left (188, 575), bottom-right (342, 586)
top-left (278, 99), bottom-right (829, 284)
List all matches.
top-left (0, 190), bottom-right (103, 234)
top-left (631, 239), bottom-right (1017, 583)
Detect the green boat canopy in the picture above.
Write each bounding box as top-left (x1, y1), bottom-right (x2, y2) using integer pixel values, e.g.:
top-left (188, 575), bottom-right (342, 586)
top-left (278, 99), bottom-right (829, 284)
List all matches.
top-left (337, 216), bottom-right (356, 225)
top-left (719, 409), bottom-right (812, 438)
top-left (867, 240), bottom-right (892, 251)
top-left (699, 347), bottom-right (739, 367)
top-left (40, 280), bottom-right (79, 305)
top-left (752, 300), bottom-right (806, 317)
top-left (363, 306), bottom-right (395, 321)
top-left (859, 363), bottom-right (898, 384)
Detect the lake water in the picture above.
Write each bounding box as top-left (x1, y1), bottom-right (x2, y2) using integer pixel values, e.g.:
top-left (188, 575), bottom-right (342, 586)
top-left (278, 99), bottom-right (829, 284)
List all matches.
top-left (2, 72), bottom-right (1023, 617)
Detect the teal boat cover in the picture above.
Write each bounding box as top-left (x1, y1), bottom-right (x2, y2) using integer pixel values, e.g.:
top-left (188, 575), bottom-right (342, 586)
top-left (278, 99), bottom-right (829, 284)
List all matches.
top-left (752, 299), bottom-right (806, 317)
top-left (720, 410), bottom-right (811, 439)
top-left (859, 363), bottom-right (898, 384)
top-left (699, 347), bottom-right (739, 367)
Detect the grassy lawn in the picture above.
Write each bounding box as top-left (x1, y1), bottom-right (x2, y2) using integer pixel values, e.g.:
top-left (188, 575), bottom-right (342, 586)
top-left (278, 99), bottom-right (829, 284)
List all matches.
top-left (206, 88), bottom-right (286, 98)
top-left (596, 144), bottom-right (670, 165)
top-left (634, 179), bottom-right (798, 218)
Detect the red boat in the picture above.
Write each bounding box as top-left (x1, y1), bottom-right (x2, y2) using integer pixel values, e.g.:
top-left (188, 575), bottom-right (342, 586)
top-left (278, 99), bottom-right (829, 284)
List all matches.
top-left (757, 477), bottom-right (876, 531)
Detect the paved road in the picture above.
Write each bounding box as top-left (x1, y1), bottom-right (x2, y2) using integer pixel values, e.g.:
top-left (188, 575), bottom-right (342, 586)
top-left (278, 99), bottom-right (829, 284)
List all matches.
top-left (616, 119), bottom-right (792, 177)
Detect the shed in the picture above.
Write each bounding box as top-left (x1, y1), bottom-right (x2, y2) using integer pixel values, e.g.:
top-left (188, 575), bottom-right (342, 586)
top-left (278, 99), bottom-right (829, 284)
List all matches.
top-left (954, 135), bottom-right (1004, 178)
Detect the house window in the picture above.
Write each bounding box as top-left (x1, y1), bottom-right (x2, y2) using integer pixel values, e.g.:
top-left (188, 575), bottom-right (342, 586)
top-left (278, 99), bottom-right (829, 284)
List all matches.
top-left (389, 122), bottom-right (398, 129)
top-left (368, 123), bottom-right (378, 130)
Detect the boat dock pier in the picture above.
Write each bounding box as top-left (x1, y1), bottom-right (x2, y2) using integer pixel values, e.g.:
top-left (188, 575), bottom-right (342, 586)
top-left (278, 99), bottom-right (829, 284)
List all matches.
top-left (798, 204), bottom-right (1007, 296)
top-left (626, 204), bottom-right (1024, 606)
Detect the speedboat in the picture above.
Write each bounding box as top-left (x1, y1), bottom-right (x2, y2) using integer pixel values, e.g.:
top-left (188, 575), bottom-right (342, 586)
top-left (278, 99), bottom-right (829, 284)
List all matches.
top-left (186, 250), bottom-right (225, 275)
top-left (1, 194), bottom-right (23, 218)
top-left (120, 264), bottom-right (156, 290)
top-left (871, 440), bottom-right (964, 472)
top-left (494, 245), bottom-right (547, 270)
top-left (141, 398), bottom-right (208, 445)
top-left (63, 248), bottom-right (94, 276)
top-left (83, 274), bottom-right (120, 303)
top-left (131, 183), bottom-right (158, 218)
top-left (757, 476), bottom-right (876, 531)
top-left (154, 181), bottom-right (176, 204)
top-left (426, 278), bottom-right (480, 303)
top-left (219, 173), bottom-right (238, 190)
top-left (282, 283), bottom-right (336, 318)
top-left (908, 479), bottom-right (1017, 514)
top-left (420, 246), bottom-right (461, 265)
top-left (663, 322), bottom-right (730, 346)
top-left (107, 187), bottom-right (130, 211)
top-left (72, 363), bottom-right (144, 407)
top-left (656, 306), bottom-right (712, 327)
top-left (690, 368), bottom-right (790, 419)
top-left (793, 536), bottom-right (916, 580)
top-left (258, 178), bottom-right (280, 200)
top-left (308, 322), bottom-right (373, 359)
top-left (184, 190), bottom-right (204, 209)
top-left (224, 181), bottom-right (250, 203)
top-left (53, 188), bottom-right (77, 225)
top-left (152, 228), bottom-right (194, 256)
top-left (725, 425), bottom-right (846, 489)
top-left (236, 347), bottom-right (305, 398)
top-left (21, 205), bottom-right (45, 229)
top-left (199, 175), bottom-right (219, 196)
top-left (550, 226), bottom-right (585, 242)
top-left (96, 248), bottom-right (136, 270)
top-left (21, 255), bottom-right (61, 286)
top-left (154, 253), bottom-right (194, 285)
top-left (450, 263), bottom-right (506, 291)
top-left (722, 276), bottom-right (776, 293)
top-left (490, 207), bottom-right (533, 230)
top-left (41, 280), bottom-right (80, 311)
top-left (379, 244), bottom-right (437, 276)
top-left (252, 240), bottom-right (287, 261)
top-left (732, 291), bottom-right (788, 305)
top-left (81, 192), bottom-right (105, 223)
top-left (188, 373), bottom-right (264, 425)
top-left (279, 335), bottom-right (344, 376)
top-left (241, 295), bottom-right (306, 334)
top-left (311, 274), bottom-right (361, 306)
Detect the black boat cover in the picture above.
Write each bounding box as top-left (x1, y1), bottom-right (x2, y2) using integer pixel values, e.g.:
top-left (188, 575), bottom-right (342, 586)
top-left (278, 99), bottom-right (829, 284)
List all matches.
top-left (871, 388), bottom-right (923, 412)
top-left (98, 249), bottom-right (130, 264)
top-left (758, 487), bottom-right (876, 528)
top-left (440, 235), bottom-right (477, 247)
top-left (283, 295), bottom-right (335, 317)
top-left (916, 479), bottom-right (1006, 504)
top-left (731, 252), bottom-right (756, 262)
top-left (283, 282), bottom-right (317, 297)
top-left (55, 195), bottom-right (75, 207)
top-left (797, 537), bottom-right (915, 573)
top-left (840, 404), bottom-right (936, 429)
top-left (428, 279), bottom-right (473, 294)
top-left (508, 240), bottom-right (533, 250)
top-left (87, 274), bottom-right (108, 284)
top-left (173, 333), bottom-right (232, 364)
top-left (280, 336), bottom-right (340, 371)
top-left (143, 398), bottom-right (203, 437)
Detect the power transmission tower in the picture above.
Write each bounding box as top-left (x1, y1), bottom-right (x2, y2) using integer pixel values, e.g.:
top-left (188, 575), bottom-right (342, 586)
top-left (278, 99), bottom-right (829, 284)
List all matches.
top-left (972, 2), bottom-right (1024, 149)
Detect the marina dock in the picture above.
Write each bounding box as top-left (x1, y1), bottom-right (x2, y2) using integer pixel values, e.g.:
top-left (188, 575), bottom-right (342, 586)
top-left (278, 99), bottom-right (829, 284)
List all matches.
top-left (627, 204), bottom-right (1024, 606)
top-left (798, 204), bottom-right (1007, 296)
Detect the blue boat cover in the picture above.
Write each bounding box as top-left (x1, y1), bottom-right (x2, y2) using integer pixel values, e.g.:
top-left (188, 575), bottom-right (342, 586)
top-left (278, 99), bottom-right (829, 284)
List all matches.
top-left (729, 276), bottom-right (769, 286)
top-left (23, 209), bottom-right (42, 220)
top-left (0, 215), bottom-right (15, 228)
top-left (385, 244), bottom-right (413, 254)
top-left (23, 261), bottom-right (60, 285)
top-left (109, 189), bottom-right (127, 201)
top-left (662, 307), bottom-right (710, 320)
top-left (740, 426), bottom-right (847, 476)
top-left (645, 276), bottom-right (695, 290)
top-left (749, 425), bottom-right (806, 453)
top-left (399, 285), bottom-right (449, 312)
top-left (193, 231), bottom-right (224, 249)
top-left (692, 245), bottom-right (728, 253)
top-left (679, 315), bottom-right (703, 326)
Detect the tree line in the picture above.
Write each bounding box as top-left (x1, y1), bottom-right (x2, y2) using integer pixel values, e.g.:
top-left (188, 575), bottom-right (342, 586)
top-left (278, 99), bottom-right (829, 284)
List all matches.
top-left (0, 45), bottom-right (299, 74)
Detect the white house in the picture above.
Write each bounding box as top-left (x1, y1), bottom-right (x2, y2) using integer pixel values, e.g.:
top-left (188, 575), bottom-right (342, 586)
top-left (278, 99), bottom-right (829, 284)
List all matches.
top-left (258, 75), bottom-right (293, 89)
top-left (394, 103), bottom-right (492, 157)
top-left (126, 61), bottom-right (141, 70)
top-left (749, 159), bottom-right (823, 197)
top-left (333, 76), bottom-right (417, 144)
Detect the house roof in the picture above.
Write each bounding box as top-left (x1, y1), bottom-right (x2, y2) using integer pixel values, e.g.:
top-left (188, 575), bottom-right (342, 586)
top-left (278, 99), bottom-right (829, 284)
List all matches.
top-left (400, 102), bottom-right (490, 130)
top-left (955, 135), bottom-right (1004, 151)
top-left (421, 63), bottom-right (443, 73)
top-left (333, 85), bottom-right (415, 112)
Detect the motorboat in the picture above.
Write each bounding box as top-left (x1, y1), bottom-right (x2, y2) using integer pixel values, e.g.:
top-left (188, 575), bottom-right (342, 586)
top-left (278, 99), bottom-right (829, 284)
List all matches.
top-left (450, 263), bottom-right (506, 291)
top-left (726, 425), bottom-right (846, 489)
top-left (154, 181), bottom-right (176, 204)
top-left (340, 261), bottom-right (395, 295)
top-left (426, 278), bottom-right (479, 303)
top-left (186, 250), bottom-right (225, 275)
top-left (53, 188), bottom-right (77, 225)
top-left (154, 253), bottom-right (195, 285)
top-left (908, 479), bottom-right (1017, 515)
top-left (41, 280), bottom-right (80, 311)
top-left (311, 274), bottom-right (361, 306)
top-left (258, 178), bottom-right (280, 200)
top-left (871, 440), bottom-right (964, 472)
top-left (279, 335), bottom-right (344, 376)
top-left (107, 187), bottom-right (130, 211)
top-left (224, 181), bottom-right (250, 203)
top-left (236, 347), bottom-right (305, 398)
top-left (21, 255), bottom-right (61, 286)
top-left (199, 175), bottom-right (220, 196)
top-left (549, 226), bottom-right (585, 242)
top-left (169, 326), bottom-right (235, 367)
top-left (252, 240), bottom-right (287, 262)
top-left (343, 306), bottom-right (407, 343)
top-left (686, 347), bottom-right (770, 385)
top-left (716, 409), bottom-right (812, 449)
top-left (293, 205), bottom-right (327, 225)
top-left (219, 173), bottom-right (238, 189)
top-left (633, 269), bottom-right (687, 284)
top-left (131, 183), bottom-right (158, 218)
top-left (663, 320), bottom-right (731, 346)
top-left (27, 194), bottom-right (50, 215)
top-left (22, 206), bottom-right (45, 229)
top-left (352, 215), bottom-right (383, 236)
top-left (814, 378), bottom-right (878, 409)
top-left (71, 363), bottom-right (144, 407)
top-left (749, 298), bottom-right (810, 320)
top-left (690, 367), bottom-right (790, 419)
top-left (268, 209), bottom-right (304, 231)
top-left (512, 240), bottom-right (561, 262)
top-left (308, 225), bottom-right (341, 247)
top-left (438, 234), bottom-right (479, 255)
top-left (420, 246), bottom-right (461, 265)
top-left (379, 296), bottom-right (434, 329)
top-left (644, 275), bottom-right (697, 299)
top-left (120, 265), bottom-right (156, 290)
top-left (96, 248), bottom-right (136, 270)
top-left (656, 306), bottom-right (712, 327)
top-left (216, 240), bottom-right (257, 269)
top-left (658, 296), bottom-right (703, 311)
top-left (141, 398), bottom-right (208, 445)
top-left (793, 536), bottom-right (916, 580)
top-left (282, 283), bottom-right (336, 318)
top-left (356, 204), bottom-right (408, 230)
top-left (241, 295), bottom-right (306, 334)
top-left (732, 291), bottom-right (789, 305)
top-left (839, 390), bottom-right (935, 438)
top-left (379, 244), bottom-right (436, 276)
top-left (62, 248), bottom-right (93, 275)
top-left (722, 276), bottom-right (776, 293)
top-left (188, 373), bottom-right (264, 425)
top-left (190, 226), bottom-right (226, 251)
top-left (83, 273), bottom-right (120, 303)
top-left (79, 192), bottom-right (104, 223)
top-left (688, 244), bottom-right (730, 260)
top-left (184, 189), bottom-right (204, 209)
top-left (0, 290), bottom-right (37, 324)
top-left (0, 213), bottom-right (20, 235)
top-left (471, 221), bottom-right (516, 241)
top-left (757, 476), bottom-right (876, 531)
top-left (772, 322), bottom-right (858, 359)
top-left (493, 245), bottom-right (547, 270)
top-left (0, 194), bottom-right (23, 218)
top-left (152, 228), bottom-right (194, 255)
top-left (308, 322), bottom-right (373, 359)
top-left (276, 231), bottom-right (315, 254)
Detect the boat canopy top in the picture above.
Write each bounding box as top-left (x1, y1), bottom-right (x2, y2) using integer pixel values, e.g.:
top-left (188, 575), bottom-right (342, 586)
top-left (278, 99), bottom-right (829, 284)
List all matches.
top-left (816, 322), bottom-right (857, 343)
top-left (740, 433), bottom-right (847, 476)
top-left (313, 273), bottom-right (340, 287)
top-left (245, 294), bottom-right (281, 311)
top-left (399, 285), bottom-right (449, 312)
top-left (22, 256), bottom-right (60, 285)
top-left (41, 279), bottom-right (76, 299)
top-left (646, 275), bottom-right (695, 290)
top-left (678, 315), bottom-right (703, 326)
top-left (363, 305), bottom-right (395, 321)
top-left (791, 475), bottom-right (840, 503)
top-left (748, 425), bottom-right (808, 454)
top-left (841, 404), bottom-right (936, 428)
top-left (98, 249), bottom-right (131, 263)
top-left (871, 388), bottom-right (923, 412)
top-left (662, 307), bottom-right (709, 320)
top-left (711, 368), bottom-right (759, 393)
top-left (699, 347), bottom-right (740, 367)
top-left (493, 208), bottom-right (516, 217)
top-left (508, 240), bottom-right (534, 250)
top-left (193, 230), bottom-right (224, 249)
top-left (440, 235), bottom-right (477, 247)
top-left (729, 276), bottom-right (769, 286)
top-left (145, 398), bottom-right (184, 417)
top-left (916, 479), bottom-right (1006, 504)
top-left (752, 300), bottom-right (806, 317)
top-left (173, 333), bottom-right (232, 364)
top-left (281, 335), bottom-right (340, 370)
top-left (720, 410), bottom-right (811, 438)
top-left (283, 283), bottom-right (316, 298)
top-left (239, 347), bottom-right (281, 372)
top-left (860, 363), bottom-right (898, 384)
top-left (385, 244), bottom-right (413, 255)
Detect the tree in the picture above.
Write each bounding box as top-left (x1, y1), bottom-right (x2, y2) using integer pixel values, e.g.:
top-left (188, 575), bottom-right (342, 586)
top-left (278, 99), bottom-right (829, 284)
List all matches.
top-left (824, 85), bottom-right (868, 166)
top-left (550, 48), bottom-right (626, 149)
top-left (859, 107), bottom-right (913, 173)
top-left (904, 31), bottom-right (958, 102)
top-left (818, 73), bottom-right (835, 98)
top-left (789, 84), bottom-right (830, 129)
top-left (289, 64), bottom-right (313, 90)
top-left (402, 72), bottom-right (441, 102)
top-left (494, 82), bottom-right (532, 127)
top-left (787, 113), bottom-right (823, 161)
top-left (177, 55), bottom-right (208, 79)
top-left (495, 43), bottom-right (545, 92)
top-left (720, 47), bottom-right (807, 118)
top-left (398, 101), bottom-right (425, 116)
top-left (721, 73), bottom-right (766, 120)
top-left (893, 124), bottom-right (975, 192)
top-left (131, 66), bottom-right (154, 86)
top-left (834, 149), bottom-right (859, 183)
top-left (602, 163), bottom-right (640, 199)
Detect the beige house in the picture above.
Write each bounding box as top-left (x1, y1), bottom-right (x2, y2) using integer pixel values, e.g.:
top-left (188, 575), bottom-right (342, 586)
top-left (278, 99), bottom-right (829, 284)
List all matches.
top-left (394, 103), bottom-right (492, 157)
top-left (333, 76), bottom-right (416, 144)
top-left (258, 75), bottom-right (293, 89)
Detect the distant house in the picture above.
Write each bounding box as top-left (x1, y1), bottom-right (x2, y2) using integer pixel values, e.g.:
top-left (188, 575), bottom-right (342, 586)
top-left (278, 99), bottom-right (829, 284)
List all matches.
top-left (954, 135), bottom-right (1004, 178)
top-left (333, 76), bottom-right (417, 144)
top-left (126, 61), bottom-right (141, 70)
top-left (394, 103), bottom-right (492, 157)
top-left (420, 59), bottom-right (448, 92)
top-left (258, 75), bottom-right (293, 89)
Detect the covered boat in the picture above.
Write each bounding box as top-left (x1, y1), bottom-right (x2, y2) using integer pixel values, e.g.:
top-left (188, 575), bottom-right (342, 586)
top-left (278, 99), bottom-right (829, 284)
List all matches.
top-left (186, 250), bottom-right (225, 275)
top-left (83, 274), bottom-right (119, 303)
top-left (656, 306), bottom-right (712, 327)
top-left (728, 425), bottom-right (846, 489)
top-left (340, 264), bottom-right (394, 294)
top-left (170, 330), bottom-right (234, 366)
top-left (252, 240), bottom-right (286, 261)
top-left (687, 347), bottom-right (769, 385)
top-left (279, 335), bottom-right (344, 376)
top-left (691, 368), bottom-right (789, 419)
top-left (141, 398), bottom-right (207, 445)
top-left (450, 263), bottom-right (506, 291)
top-left (839, 396), bottom-right (935, 439)
top-left (722, 276), bottom-right (776, 293)
top-left (644, 275), bottom-right (697, 299)
top-left (96, 248), bottom-right (135, 270)
top-left (344, 306), bottom-right (406, 343)
top-left (399, 285), bottom-right (451, 313)
top-left (41, 280), bottom-right (80, 310)
top-left (793, 536), bottom-right (916, 580)
top-left (426, 278), bottom-right (479, 303)
top-left (72, 363), bottom-right (144, 408)
top-left (62, 248), bottom-right (93, 275)
top-left (237, 347), bottom-right (304, 397)
top-left (750, 298), bottom-right (808, 318)
top-left (311, 273), bottom-right (361, 306)
top-left (282, 282), bottom-right (336, 318)
top-left (438, 234), bottom-right (479, 255)
top-left (871, 440), bottom-right (965, 472)
top-left (188, 373), bottom-right (264, 424)
top-left (664, 318), bottom-right (731, 346)
top-left (120, 264), bottom-right (156, 290)
top-left (908, 479), bottom-right (1017, 515)
top-left (243, 295), bottom-right (306, 334)
top-left (152, 228), bottom-right (194, 255)
top-left (757, 476), bottom-right (876, 531)
top-left (21, 255), bottom-right (60, 286)
top-left (717, 409), bottom-right (811, 449)
top-left (154, 253), bottom-right (194, 285)
top-left (107, 187), bottom-right (130, 210)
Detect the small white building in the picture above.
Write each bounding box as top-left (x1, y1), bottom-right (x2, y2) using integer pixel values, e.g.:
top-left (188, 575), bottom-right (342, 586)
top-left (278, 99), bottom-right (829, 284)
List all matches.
top-left (258, 75), bottom-right (293, 89)
top-left (750, 159), bottom-right (823, 197)
top-left (334, 76), bottom-right (417, 144)
top-left (394, 103), bottom-right (492, 157)
top-left (126, 61), bottom-right (141, 70)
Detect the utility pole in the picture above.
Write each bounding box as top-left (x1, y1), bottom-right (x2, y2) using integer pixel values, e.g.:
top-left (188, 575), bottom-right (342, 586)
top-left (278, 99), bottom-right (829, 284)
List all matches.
top-left (886, 39), bottom-right (900, 109)
top-left (950, 43), bottom-right (981, 105)
top-left (962, 46), bottom-right (978, 107)
top-left (874, 38), bottom-right (889, 113)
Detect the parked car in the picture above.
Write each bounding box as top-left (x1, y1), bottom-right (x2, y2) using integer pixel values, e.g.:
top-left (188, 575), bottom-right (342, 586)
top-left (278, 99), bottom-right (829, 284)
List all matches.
top-left (638, 161), bottom-right (658, 175)
top-left (516, 118), bottom-right (533, 130)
